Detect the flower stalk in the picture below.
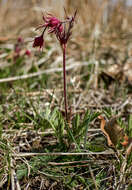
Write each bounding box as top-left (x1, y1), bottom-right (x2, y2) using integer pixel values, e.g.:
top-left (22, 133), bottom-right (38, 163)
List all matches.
top-left (62, 43), bottom-right (68, 121)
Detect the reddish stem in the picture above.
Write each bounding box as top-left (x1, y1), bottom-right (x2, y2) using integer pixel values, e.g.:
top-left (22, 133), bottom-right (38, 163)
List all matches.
top-left (62, 43), bottom-right (68, 121)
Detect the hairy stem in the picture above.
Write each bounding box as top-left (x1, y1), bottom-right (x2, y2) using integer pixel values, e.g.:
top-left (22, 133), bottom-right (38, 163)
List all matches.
top-left (62, 44), bottom-right (68, 121)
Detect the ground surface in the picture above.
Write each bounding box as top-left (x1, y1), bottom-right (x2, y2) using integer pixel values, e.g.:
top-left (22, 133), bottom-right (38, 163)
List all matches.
top-left (0, 1), bottom-right (132, 190)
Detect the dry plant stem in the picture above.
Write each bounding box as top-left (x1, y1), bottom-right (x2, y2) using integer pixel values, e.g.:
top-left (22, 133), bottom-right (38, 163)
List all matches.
top-left (62, 43), bottom-right (68, 121)
top-left (11, 159), bottom-right (15, 190)
top-left (13, 150), bottom-right (114, 157)
top-left (89, 165), bottom-right (98, 190)
top-left (0, 61), bottom-right (90, 83)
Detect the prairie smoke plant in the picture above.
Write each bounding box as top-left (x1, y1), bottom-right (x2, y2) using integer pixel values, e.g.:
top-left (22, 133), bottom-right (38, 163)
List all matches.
top-left (33, 10), bottom-right (77, 121)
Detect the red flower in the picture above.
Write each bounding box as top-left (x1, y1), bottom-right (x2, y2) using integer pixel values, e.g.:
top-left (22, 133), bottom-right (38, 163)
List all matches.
top-left (33, 34), bottom-right (44, 49)
top-left (25, 50), bottom-right (31, 56)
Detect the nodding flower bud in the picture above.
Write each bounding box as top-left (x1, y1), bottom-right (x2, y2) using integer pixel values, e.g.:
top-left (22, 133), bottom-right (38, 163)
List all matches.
top-left (33, 34), bottom-right (44, 49)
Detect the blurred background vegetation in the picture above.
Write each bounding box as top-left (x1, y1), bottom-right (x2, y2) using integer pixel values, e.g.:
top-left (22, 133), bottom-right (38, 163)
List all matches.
top-left (0, 0), bottom-right (132, 36)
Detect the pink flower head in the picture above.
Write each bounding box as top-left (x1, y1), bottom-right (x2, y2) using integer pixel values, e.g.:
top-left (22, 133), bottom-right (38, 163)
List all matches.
top-left (33, 10), bottom-right (77, 49)
top-left (43, 14), bottom-right (63, 34)
top-left (33, 34), bottom-right (44, 49)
